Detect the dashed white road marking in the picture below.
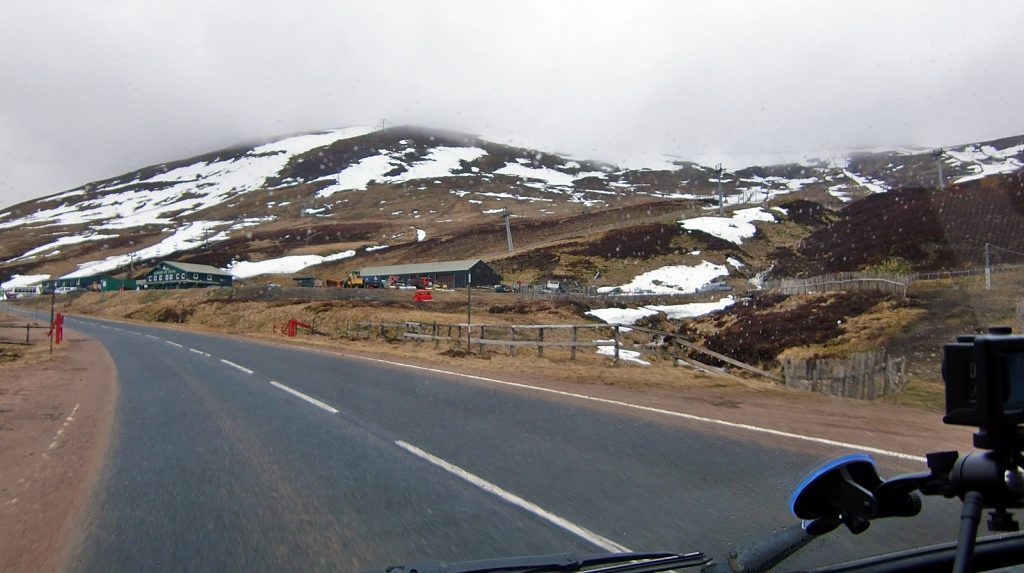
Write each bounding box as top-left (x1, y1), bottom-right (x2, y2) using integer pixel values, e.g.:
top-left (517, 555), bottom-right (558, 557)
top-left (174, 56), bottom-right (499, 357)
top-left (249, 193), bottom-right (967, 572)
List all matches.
top-left (48, 403), bottom-right (81, 451)
top-left (111, 327), bottom-right (123, 331)
top-left (269, 381), bottom-right (339, 414)
top-left (145, 334), bottom-right (161, 340)
top-left (396, 440), bottom-right (631, 553)
top-left (336, 354), bottom-right (925, 463)
top-left (189, 348), bottom-right (211, 357)
top-left (165, 340), bottom-right (184, 348)
top-left (219, 359), bottom-right (254, 375)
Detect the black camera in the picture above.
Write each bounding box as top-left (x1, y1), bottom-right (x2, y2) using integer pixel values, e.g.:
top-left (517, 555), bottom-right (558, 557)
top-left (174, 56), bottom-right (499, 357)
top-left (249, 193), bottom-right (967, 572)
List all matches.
top-left (943, 326), bottom-right (1024, 429)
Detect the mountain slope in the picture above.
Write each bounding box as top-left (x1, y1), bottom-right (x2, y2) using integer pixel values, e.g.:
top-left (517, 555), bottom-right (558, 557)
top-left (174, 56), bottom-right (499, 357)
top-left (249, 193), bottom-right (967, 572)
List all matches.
top-left (1, 126), bottom-right (1022, 283)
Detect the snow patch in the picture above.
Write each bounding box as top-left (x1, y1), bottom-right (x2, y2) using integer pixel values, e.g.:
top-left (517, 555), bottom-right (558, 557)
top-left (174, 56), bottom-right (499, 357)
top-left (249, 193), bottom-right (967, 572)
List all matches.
top-left (607, 261), bottom-right (730, 295)
top-left (679, 207), bottom-right (776, 245)
top-left (229, 250), bottom-right (356, 278)
top-left (1, 127), bottom-right (373, 231)
top-left (8, 233), bottom-right (118, 262)
top-left (317, 146), bottom-right (487, 197)
top-left (64, 222), bottom-right (231, 278)
top-left (2, 274), bottom-right (50, 289)
top-left (594, 341), bottom-right (651, 366)
top-left (842, 169), bottom-right (888, 193)
top-left (948, 142), bottom-right (1024, 183)
top-left (646, 297), bottom-right (735, 319)
top-left (586, 296), bottom-right (735, 325)
top-left (586, 307), bottom-right (660, 325)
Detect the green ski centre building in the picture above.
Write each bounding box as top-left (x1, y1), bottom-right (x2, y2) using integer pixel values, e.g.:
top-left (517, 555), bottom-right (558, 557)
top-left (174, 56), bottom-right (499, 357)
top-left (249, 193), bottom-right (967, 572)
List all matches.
top-left (144, 261), bottom-right (233, 289)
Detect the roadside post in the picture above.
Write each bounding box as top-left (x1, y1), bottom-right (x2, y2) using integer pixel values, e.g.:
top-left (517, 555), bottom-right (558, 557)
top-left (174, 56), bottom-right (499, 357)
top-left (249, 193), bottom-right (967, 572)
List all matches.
top-left (466, 273), bottom-right (472, 353)
top-left (47, 312), bottom-right (63, 351)
top-left (48, 291), bottom-right (55, 353)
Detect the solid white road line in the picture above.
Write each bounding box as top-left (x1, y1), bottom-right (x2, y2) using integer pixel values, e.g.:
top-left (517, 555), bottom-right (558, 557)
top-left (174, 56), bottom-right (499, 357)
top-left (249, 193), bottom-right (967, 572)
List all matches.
top-left (269, 381), bottom-right (339, 414)
top-left (395, 440), bottom-right (631, 553)
top-left (337, 354), bottom-right (925, 463)
top-left (165, 340), bottom-right (184, 348)
top-left (219, 358), bottom-right (254, 375)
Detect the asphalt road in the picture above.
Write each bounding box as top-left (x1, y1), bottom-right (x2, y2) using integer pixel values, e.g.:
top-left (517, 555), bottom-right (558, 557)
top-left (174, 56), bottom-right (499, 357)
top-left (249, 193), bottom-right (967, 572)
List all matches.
top-left (48, 314), bottom-right (963, 572)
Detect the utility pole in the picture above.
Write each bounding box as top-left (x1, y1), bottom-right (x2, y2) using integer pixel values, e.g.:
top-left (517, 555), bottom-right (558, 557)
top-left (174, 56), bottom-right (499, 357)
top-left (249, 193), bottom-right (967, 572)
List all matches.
top-left (985, 242), bottom-right (991, 290)
top-left (715, 163), bottom-right (725, 216)
top-left (501, 208), bottom-right (513, 252)
top-left (932, 148), bottom-right (945, 190)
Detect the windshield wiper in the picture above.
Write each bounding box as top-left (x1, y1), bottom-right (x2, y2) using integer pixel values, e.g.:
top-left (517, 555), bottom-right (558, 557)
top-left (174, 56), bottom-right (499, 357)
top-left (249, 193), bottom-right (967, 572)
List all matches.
top-left (370, 551), bottom-right (709, 573)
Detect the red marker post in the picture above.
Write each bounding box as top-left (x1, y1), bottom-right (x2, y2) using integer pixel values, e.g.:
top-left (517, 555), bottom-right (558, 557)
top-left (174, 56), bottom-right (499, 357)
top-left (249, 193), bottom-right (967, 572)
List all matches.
top-left (48, 312), bottom-right (64, 348)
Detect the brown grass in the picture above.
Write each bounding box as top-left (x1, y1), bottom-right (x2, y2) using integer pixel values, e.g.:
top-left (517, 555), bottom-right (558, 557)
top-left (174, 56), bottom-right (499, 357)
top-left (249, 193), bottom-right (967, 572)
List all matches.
top-left (56, 290), bottom-right (775, 394)
top-left (0, 313), bottom-right (62, 367)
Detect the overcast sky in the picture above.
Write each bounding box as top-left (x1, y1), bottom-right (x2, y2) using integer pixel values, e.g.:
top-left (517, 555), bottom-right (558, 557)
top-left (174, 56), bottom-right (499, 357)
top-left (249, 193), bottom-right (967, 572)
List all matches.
top-left (2, 0), bottom-right (1022, 207)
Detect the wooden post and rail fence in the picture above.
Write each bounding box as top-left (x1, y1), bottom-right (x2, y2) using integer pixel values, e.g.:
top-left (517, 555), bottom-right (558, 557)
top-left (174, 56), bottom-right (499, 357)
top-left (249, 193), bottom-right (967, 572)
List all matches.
top-left (0, 322), bottom-right (52, 346)
top-left (326, 319), bottom-right (783, 384)
top-left (325, 319), bottom-right (906, 399)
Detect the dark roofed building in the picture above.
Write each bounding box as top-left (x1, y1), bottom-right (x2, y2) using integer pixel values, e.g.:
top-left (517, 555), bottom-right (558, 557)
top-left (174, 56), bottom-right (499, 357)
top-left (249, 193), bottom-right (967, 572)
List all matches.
top-left (359, 258), bottom-right (500, 289)
top-left (144, 261), bottom-right (233, 289)
top-left (43, 274), bottom-right (137, 293)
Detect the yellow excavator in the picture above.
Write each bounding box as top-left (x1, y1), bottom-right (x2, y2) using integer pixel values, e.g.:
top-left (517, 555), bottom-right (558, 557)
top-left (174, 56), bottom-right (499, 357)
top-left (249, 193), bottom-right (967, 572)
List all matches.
top-left (341, 271), bottom-right (365, 288)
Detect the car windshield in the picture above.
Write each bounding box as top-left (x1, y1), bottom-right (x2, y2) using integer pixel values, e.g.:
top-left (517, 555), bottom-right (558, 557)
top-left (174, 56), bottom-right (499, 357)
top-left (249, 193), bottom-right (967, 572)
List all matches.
top-left (1, 2), bottom-right (1022, 572)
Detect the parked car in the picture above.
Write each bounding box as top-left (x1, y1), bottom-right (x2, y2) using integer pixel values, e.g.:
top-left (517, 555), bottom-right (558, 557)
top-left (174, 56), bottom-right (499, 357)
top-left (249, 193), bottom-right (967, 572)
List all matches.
top-left (494, 284), bottom-right (513, 293)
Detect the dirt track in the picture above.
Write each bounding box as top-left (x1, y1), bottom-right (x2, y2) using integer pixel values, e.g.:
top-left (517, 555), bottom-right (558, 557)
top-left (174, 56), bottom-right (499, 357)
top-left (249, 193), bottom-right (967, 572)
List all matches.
top-left (0, 317), bottom-right (117, 572)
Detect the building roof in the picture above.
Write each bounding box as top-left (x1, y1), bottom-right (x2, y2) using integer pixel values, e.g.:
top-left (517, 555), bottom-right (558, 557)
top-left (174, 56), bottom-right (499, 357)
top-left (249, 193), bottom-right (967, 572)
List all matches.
top-left (156, 261), bottom-right (231, 276)
top-left (53, 273), bottom-right (106, 281)
top-left (360, 258), bottom-right (485, 276)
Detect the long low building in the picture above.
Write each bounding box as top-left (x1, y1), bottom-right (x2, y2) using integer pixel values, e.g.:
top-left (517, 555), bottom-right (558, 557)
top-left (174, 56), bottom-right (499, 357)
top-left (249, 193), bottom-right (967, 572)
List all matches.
top-left (144, 261), bottom-right (233, 289)
top-left (43, 274), bottom-right (137, 293)
top-left (359, 258), bottom-right (501, 289)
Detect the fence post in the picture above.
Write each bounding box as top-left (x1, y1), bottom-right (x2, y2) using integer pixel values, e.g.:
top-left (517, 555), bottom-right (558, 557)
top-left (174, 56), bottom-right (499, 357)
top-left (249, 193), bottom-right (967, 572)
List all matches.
top-left (380, 322), bottom-right (386, 340)
top-left (434, 322), bottom-right (439, 350)
top-left (570, 326), bottom-right (577, 360)
top-left (26, 323), bottom-right (30, 344)
top-left (478, 325), bottom-right (485, 355)
top-left (456, 325), bottom-right (462, 349)
top-left (538, 328), bottom-right (544, 357)
top-left (613, 326), bottom-right (620, 363)
top-left (510, 326), bottom-right (517, 356)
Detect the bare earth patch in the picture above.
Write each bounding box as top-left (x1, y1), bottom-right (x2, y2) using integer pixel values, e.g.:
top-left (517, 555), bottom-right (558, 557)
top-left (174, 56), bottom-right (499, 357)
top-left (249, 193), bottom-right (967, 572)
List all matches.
top-left (0, 316), bottom-right (117, 573)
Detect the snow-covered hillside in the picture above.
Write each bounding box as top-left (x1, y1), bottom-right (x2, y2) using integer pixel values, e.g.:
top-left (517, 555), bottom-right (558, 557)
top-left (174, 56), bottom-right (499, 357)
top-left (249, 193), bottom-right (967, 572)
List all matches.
top-left (0, 126), bottom-right (1021, 282)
